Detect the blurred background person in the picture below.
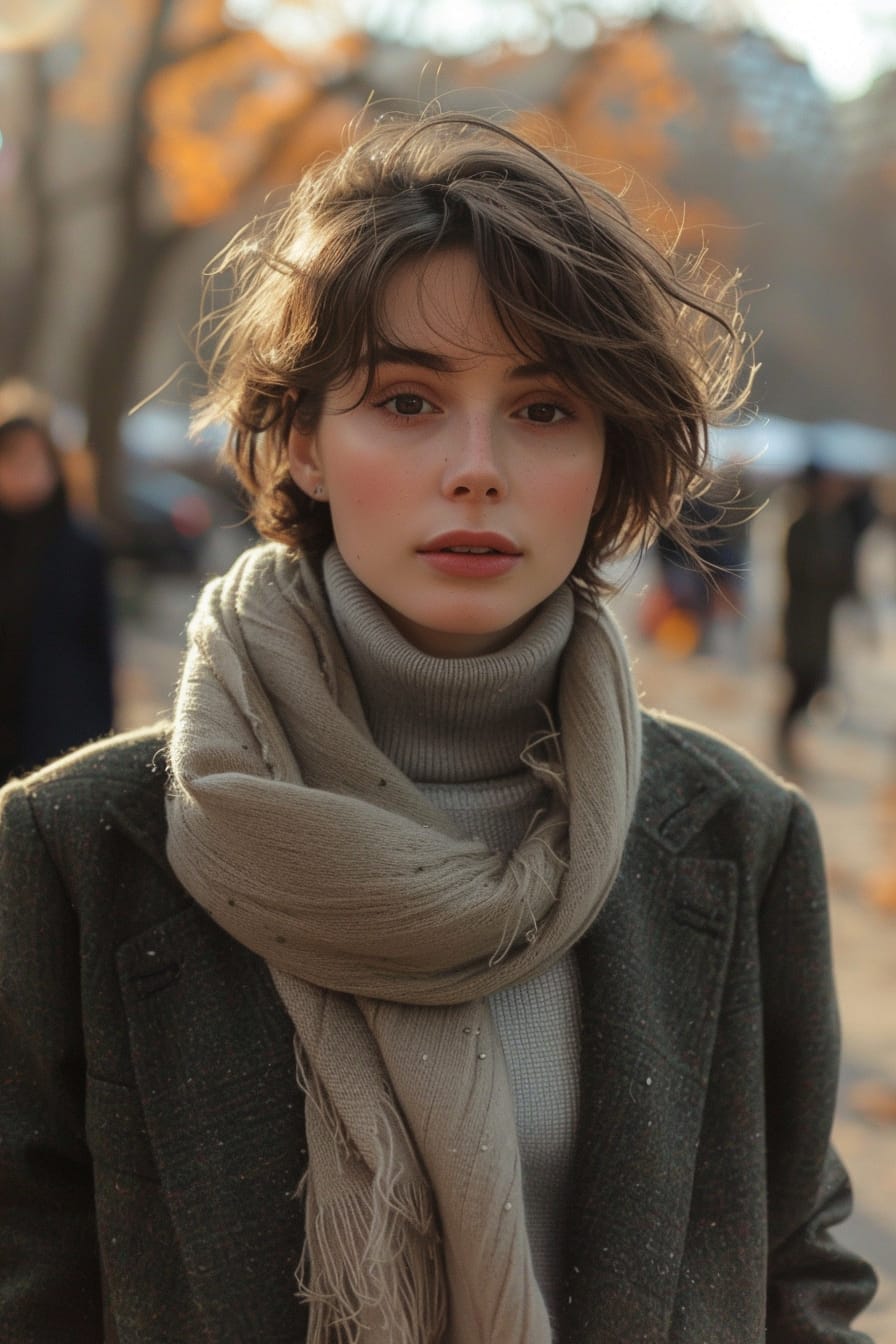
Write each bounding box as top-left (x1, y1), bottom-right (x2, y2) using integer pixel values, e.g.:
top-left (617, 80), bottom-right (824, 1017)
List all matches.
top-left (777, 462), bottom-right (876, 770)
top-left (642, 463), bottom-right (754, 659)
top-left (0, 415), bottom-right (114, 782)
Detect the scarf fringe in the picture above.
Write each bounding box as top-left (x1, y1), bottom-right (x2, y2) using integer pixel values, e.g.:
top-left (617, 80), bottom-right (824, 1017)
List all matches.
top-left (293, 1034), bottom-right (448, 1344)
top-left (297, 1179), bottom-right (447, 1343)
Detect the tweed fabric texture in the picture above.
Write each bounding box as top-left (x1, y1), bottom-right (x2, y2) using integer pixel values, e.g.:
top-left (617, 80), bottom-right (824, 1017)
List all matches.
top-left (165, 542), bottom-right (642, 1344)
top-left (0, 720), bottom-right (879, 1341)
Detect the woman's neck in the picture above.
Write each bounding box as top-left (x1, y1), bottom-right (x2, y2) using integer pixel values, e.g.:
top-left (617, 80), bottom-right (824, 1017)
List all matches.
top-left (322, 546), bottom-right (574, 785)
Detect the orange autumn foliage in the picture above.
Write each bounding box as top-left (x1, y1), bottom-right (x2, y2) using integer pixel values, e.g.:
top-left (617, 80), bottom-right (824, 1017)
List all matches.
top-left (262, 93), bottom-right (362, 187)
top-left (510, 25), bottom-right (718, 259)
top-left (49, 0), bottom-right (738, 260)
top-left (561, 25), bottom-right (694, 180)
top-left (676, 195), bottom-right (740, 265)
top-left (51, 0), bottom-right (147, 123)
top-left (163, 0), bottom-right (229, 48)
top-left (50, 0), bottom-right (368, 226)
top-left (145, 29), bottom-right (318, 224)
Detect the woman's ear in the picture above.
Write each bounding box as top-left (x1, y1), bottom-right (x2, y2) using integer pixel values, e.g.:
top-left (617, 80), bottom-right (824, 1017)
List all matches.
top-left (286, 421), bottom-right (328, 502)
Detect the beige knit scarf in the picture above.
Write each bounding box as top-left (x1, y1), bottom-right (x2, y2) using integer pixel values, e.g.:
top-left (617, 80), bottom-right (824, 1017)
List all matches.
top-left (165, 543), bottom-right (642, 1344)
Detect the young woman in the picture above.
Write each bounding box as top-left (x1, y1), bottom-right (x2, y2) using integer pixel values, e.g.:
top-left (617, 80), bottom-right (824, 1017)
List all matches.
top-left (0, 113), bottom-right (877, 1343)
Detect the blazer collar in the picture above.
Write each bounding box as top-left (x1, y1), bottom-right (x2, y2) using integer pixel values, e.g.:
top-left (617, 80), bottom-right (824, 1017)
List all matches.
top-left (634, 711), bottom-right (741, 851)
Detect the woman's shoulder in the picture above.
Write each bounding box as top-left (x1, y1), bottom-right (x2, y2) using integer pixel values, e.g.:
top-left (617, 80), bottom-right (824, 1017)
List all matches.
top-left (637, 707), bottom-right (801, 853)
top-left (6, 724), bottom-right (168, 792)
top-left (641, 708), bottom-right (784, 791)
top-left (1, 726), bottom-right (170, 854)
top-left (0, 726), bottom-right (178, 933)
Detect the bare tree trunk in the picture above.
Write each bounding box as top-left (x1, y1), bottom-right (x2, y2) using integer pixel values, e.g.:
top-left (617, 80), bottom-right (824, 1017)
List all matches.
top-left (85, 224), bottom-right (185, 524)
top-left (4, 52), bottom-right (53, 377)
top-left (80, 0), bottom-right (367, 522)
top-left (83, 0), bottom-right (181, 524)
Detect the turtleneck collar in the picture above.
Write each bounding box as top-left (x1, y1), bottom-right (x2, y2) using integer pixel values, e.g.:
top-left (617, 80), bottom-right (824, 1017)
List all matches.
top-left (322, 545), bottom-right (574, 784)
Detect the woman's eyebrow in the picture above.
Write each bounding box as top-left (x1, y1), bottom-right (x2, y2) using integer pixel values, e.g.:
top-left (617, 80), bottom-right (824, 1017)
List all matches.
top-left (370, 342), bottom-right (452, 372)
top-left (505, 361), bottom-right (556, 381)
top-left (370, 344), bottom-right (562, 383)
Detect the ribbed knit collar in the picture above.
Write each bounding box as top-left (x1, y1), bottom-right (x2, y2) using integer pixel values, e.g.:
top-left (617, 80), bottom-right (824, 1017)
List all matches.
top-left (322, 546), bottom-right (574, 784)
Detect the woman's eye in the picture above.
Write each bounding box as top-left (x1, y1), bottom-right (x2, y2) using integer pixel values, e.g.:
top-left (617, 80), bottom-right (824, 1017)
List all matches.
top-left (520, 402), bottom-right (569, 424)
top-left (382, 393), bottom-right (433, 417)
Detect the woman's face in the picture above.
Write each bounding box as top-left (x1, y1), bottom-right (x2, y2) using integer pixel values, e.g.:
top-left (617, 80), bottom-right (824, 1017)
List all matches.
top-left (0, 427), bottom-right (59, 513)
top-left (288, 249), bottom-right (606, 656)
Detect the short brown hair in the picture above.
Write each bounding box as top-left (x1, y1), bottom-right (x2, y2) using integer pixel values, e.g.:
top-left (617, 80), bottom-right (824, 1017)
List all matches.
top-left (194, 111), bottom-right (753, 590)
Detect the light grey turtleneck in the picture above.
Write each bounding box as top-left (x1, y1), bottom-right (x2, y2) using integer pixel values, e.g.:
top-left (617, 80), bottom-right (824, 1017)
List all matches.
top-left (322, 547), bottom-right (582, 1326)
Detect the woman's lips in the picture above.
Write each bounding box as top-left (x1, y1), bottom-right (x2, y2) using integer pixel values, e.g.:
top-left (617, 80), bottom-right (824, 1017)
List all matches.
top-left (417, 532), bottom-right (522, 578)
top-left (420, 530), bottom-right (521, 554)
top-left (417, 548), bottom-right (521, 578)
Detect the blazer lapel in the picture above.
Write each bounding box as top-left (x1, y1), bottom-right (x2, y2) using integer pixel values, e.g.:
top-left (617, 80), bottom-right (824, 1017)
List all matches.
top-left (562, 718), bottom-right (740, 1341)
top-left (115, 905), bottom-right (308, 1342)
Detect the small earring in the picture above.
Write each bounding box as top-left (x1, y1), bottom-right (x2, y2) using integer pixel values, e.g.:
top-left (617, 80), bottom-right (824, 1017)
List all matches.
top-left (312, 484), bottom-right (325, 499)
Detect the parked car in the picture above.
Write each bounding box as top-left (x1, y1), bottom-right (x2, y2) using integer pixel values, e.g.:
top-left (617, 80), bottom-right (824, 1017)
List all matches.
top-left (117, 407), bottom-right (254, 574)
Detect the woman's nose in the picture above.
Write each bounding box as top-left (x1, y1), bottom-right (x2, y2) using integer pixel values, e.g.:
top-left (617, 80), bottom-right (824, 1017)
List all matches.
top-left (441, 416), bottom-right (508, 501)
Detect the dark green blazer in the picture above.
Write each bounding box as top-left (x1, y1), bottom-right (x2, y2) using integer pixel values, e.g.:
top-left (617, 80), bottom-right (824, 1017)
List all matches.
top-left (0, 714), bottom-right (877, 1342)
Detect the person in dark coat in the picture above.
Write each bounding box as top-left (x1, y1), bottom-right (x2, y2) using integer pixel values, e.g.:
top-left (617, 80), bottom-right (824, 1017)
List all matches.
top-left (0, 416), bottom-right (114, 782)
top-left (0, 113), bottom-right (878, 1342)
top-left (651, 465), bottom-right (753, 655)
top-left (778, 465), bottom-right (874, 764)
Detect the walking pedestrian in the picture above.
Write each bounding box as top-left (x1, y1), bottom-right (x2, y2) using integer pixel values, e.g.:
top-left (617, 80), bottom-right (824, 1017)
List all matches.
top-left (778, 464), bottom-right (870, 766)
